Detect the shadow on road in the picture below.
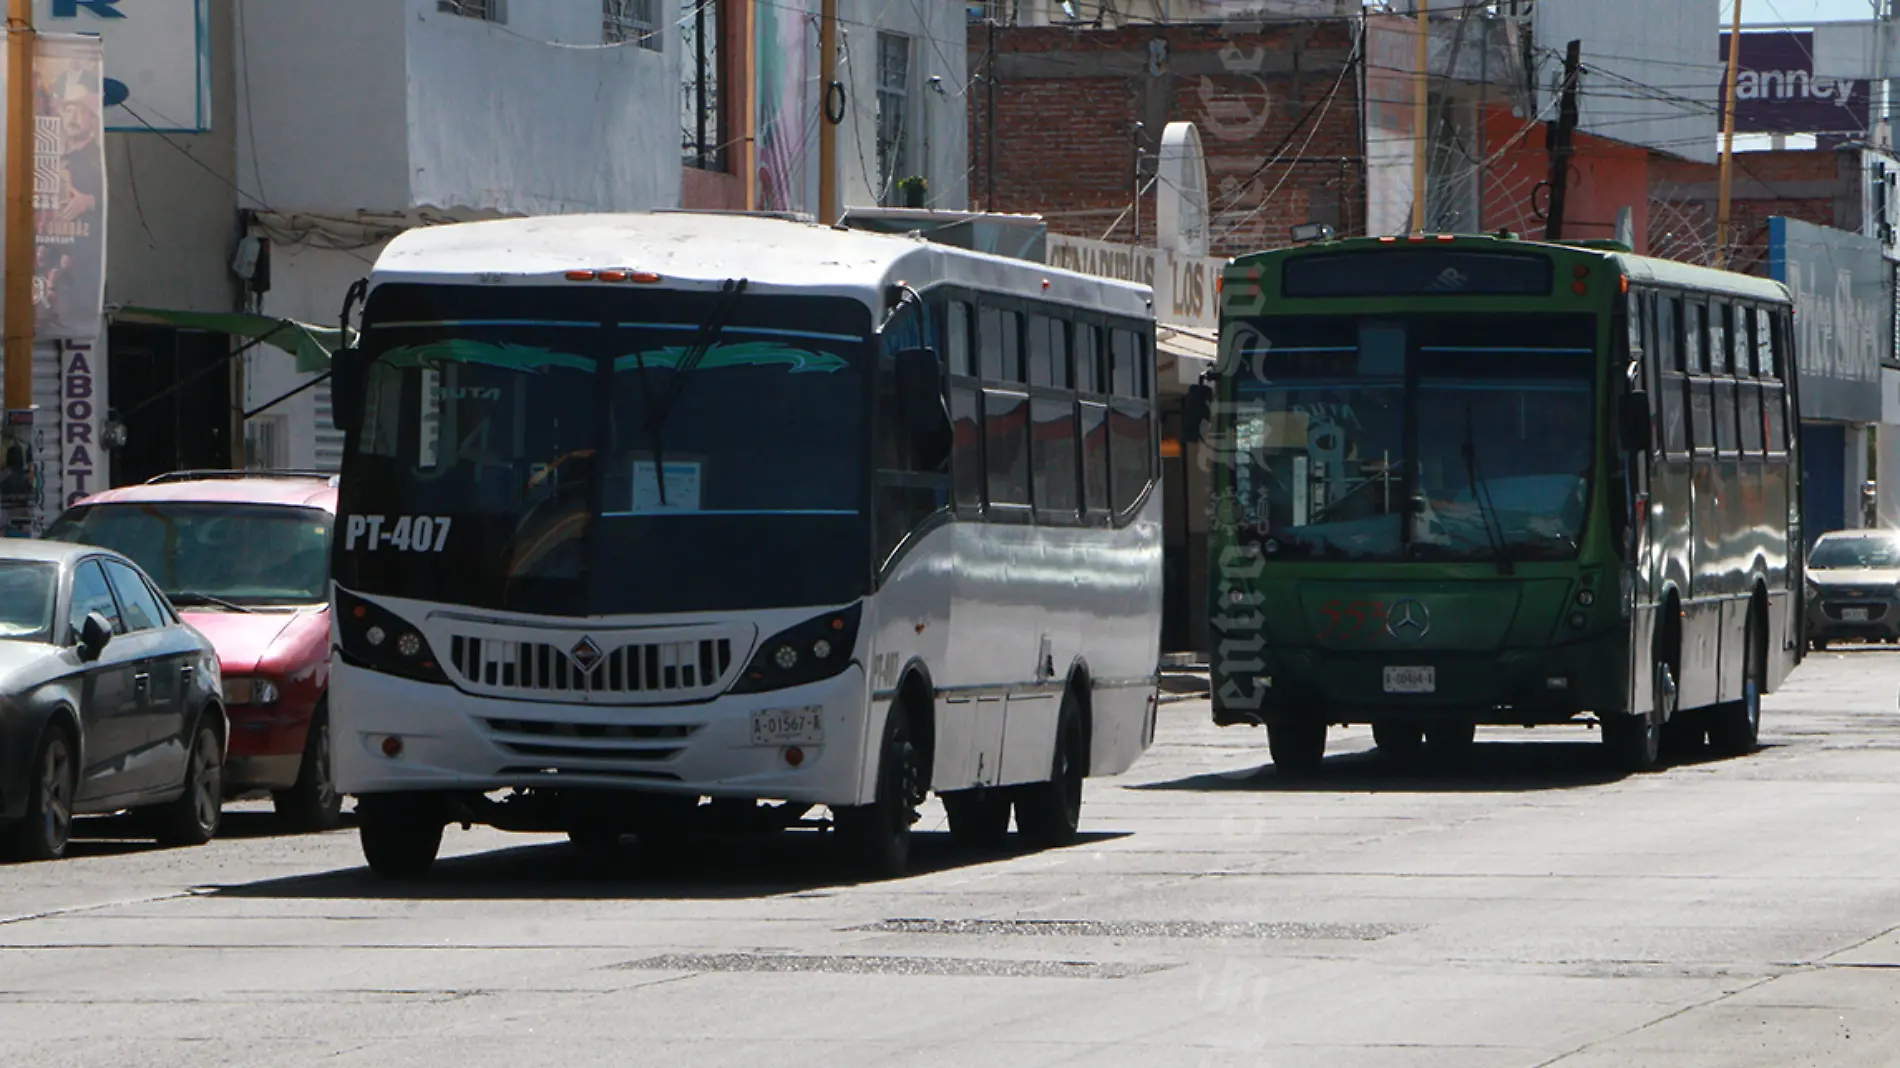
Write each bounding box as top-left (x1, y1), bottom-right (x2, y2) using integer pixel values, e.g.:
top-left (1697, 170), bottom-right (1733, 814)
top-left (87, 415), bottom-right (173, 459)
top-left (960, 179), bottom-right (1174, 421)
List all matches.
top-left (199, 828), bottom-right (1129, 901)
top-left (1136, 736), bottom-right (1777, 794)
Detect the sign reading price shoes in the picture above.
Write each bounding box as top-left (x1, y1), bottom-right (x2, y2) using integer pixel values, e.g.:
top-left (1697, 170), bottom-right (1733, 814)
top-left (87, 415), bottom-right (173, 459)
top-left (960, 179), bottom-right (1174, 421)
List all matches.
top-left (36, 0), bottom-right (212, 134)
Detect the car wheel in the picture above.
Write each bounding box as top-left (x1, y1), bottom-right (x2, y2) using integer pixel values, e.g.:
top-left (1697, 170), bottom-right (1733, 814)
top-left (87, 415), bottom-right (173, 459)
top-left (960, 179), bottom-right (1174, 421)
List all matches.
top-left (6, 723), bottom-right (77, 862)
top-left (151, 721), bottom-right (224, 847)
top-left (273, 701), bottom-right (343, 832)
top-left (358, 795), bottom-right (446, 879)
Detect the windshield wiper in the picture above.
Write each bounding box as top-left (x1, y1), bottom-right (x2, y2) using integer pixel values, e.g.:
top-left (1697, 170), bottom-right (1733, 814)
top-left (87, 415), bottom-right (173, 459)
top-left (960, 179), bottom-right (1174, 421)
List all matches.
top-left (1461, 402), bottom-right (1514, 576)
top-left (636, 278), bottom-right (750, 506)
top-left (169, 592), bottom-right (255, 613)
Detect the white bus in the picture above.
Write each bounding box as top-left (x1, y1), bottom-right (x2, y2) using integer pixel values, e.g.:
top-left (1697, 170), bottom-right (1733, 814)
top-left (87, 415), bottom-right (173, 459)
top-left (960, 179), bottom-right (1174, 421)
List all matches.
top-left (325, 211), bottom-right (1165, 878)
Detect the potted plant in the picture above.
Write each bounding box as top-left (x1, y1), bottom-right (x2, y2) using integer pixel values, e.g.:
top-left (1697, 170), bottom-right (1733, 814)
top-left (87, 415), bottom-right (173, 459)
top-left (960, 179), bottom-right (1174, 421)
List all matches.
top-left (896, 175), bottom-right (928, 208)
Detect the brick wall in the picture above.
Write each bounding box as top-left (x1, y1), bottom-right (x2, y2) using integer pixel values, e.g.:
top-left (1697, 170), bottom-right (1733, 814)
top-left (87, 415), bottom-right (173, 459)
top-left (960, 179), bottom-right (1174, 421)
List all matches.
top-left (968, 19), bottom-right (1362, 259)
top-left (1647, 149), bottom-right (1859, 275)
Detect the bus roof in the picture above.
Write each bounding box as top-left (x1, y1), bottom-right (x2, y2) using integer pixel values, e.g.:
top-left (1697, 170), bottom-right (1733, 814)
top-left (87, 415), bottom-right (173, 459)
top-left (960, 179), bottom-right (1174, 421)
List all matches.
top-left (369, 211), bottom-right (1155, 320)
top-left (1227, 234), bottom-right (1793, 306)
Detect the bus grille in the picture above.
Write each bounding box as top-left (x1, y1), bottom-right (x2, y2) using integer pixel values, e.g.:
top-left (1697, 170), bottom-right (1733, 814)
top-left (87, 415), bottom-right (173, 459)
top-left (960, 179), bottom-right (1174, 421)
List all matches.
top-left (445, 630), bottom-right (742, 703)
top-left (483, 717), bottom-right (701, 765)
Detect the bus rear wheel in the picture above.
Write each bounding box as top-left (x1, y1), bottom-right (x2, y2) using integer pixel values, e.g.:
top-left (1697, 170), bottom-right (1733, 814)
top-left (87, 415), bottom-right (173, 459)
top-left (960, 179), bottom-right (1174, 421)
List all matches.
top-left (1605, 661), bottom-right (1670, 774)
top-left (1015, 691), bottom-right (1085, 850)
top-left (1710, 612), bottom-right (1765, 757)
top-left (1268, 720), bottom-right (1327, 776)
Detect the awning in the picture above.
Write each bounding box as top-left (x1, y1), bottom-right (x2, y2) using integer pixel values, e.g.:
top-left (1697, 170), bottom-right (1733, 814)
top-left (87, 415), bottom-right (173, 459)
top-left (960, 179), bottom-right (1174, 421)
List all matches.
top-left (1156, 324), bottom-right (1217, 396)
top-left (112, 307), bottom-right (349, 375)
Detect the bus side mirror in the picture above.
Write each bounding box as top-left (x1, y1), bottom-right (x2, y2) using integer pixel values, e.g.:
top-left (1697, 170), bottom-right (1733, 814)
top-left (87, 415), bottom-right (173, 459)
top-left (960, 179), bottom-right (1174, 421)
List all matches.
top-left (1182, 383), bottom-right (1213, 445)
top-left (329, 347), bottom-right (358, 432)
top-left (1618, 391), bottom-right (1651, 453)
top-left (894, 347), bottom-right (951, 471)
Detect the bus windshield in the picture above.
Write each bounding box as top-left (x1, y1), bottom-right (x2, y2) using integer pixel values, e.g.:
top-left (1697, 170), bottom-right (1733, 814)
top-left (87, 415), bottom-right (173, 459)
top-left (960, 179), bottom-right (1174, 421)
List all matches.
top-left (338, 285), bottom-right (872, 615)
top-left (1225, 313), bottom-right (1597, 562)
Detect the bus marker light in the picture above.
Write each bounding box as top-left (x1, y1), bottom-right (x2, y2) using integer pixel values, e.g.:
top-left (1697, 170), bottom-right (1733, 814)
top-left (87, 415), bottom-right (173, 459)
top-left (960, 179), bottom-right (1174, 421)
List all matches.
top-left (565, 270), bottom-right (597, 281)
top-left (1577, 589), bottom-right (1596, 606)
top-left (382, 735), bottom-right (404, 758)
top-left (1573, 265), bottom-right (1590, 278)
top-left (1378, 236), bottom-right (1397, 243)
top-left (785, 746), bottom-right (805, 767)
top-left (630, 271), bottom-right (662, 284)
top-left (1572, 281), bottom-right (1588, 295)
top-left (353, 605), bottom-right (368, 619)
top-left (598, 270), bottom-right (629, 283)
top-left (1619, 276), bottom-right (1630, 294)
top-left (1436, 234), bottom-right (1455, 242)
top-left (830, 617), bottom-right (847, 630)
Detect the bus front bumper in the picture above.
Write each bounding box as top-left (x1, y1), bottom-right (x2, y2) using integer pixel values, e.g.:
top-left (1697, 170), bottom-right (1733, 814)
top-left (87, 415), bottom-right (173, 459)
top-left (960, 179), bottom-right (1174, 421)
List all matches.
top-left (1213, 644), bottom-right (1624, 727)
top-left (330, 661), bottom-right (874, 807)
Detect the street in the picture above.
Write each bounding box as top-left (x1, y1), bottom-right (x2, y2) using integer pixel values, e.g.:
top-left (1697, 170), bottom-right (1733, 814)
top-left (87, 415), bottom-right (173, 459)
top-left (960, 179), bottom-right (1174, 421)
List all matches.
top-left (6, 648), bottom-right (1900, 1067)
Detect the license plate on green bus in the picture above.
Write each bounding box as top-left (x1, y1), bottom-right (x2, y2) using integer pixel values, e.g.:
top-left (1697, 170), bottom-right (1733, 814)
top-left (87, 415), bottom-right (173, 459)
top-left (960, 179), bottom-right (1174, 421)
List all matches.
top-left (1842, 607), bottom-right (1871, 622)
top-left (1383, 666), bottom-right (1435, 694)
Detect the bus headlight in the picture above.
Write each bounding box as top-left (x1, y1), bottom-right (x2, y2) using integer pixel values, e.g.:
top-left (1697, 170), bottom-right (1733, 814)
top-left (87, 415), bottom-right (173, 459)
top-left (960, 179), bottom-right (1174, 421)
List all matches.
top-left (731, 603), bottom-right (863, 695)
top-left (335, 588), bottom-right (451, 685)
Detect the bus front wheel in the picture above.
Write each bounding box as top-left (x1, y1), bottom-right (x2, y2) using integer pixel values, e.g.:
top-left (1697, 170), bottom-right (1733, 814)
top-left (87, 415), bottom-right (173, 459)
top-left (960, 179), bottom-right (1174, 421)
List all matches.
top-left (834, 700), bottom-right (924, 879)
top-left (358, 795), bottom-right (446, 879)
top-left (1268, 720), bottom-right (1327, 776)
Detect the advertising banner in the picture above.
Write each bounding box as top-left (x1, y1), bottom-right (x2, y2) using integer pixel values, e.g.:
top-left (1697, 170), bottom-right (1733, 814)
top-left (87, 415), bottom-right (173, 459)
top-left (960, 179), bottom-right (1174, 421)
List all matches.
top-left (1045, 234), bottom-right (1224, 333)
top-left (755, 0), bottom-right (818, 215)
top-left (1363, 13), bottom-right (1419, 237)
top-left (1768, 216), bottom-right (1885, 425)
top-left (1720, 31), bottom-right (1869, 137)
top-left (29, 33), bottom-right (106, 342)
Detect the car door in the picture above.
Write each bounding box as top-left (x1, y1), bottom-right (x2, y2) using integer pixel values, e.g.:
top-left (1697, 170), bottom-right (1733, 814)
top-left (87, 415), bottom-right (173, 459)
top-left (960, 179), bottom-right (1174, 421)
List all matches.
top-left (65, 558), bottom-right (142, 806)
top-left (100, 559), bottom-right (194, 794)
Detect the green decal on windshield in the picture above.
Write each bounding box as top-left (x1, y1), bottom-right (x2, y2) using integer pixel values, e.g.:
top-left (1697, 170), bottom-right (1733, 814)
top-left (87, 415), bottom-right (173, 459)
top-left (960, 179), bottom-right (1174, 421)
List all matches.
top-left (379, 340), bottom-right (595, 374)
top-left (613, 342), bottom-right (849, 375)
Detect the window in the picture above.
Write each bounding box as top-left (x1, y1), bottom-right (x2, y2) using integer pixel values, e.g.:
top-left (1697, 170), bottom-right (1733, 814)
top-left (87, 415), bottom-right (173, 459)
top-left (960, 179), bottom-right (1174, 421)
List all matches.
top-left (1029, 316), bottom-right (1069, 388)
top-left (1627, 291), bottom-right (1645, 360)
top-left (1755, 308), bottom-right (1775, 378)
top-left (1713, 378), bottom-right (1738, 454)
top-left (1688, 302), bottom-right (1707, 373)
top-left (875, 32), bottom-right (913, 204)
top-left (1080, 402), bottom-right (1110, 515)
top-left (439, 0), bottom-right (504, 20)
top-left (1110, 329), bottom-right (1146, 398)
top-left (1711, 303), bottom-right (1731, 374)
top-left (1740, 381), bottom-right (1764, 456)
top-left (1032, 397), bottom-right (1079, 519)
top-left (606, 0), bottom-right (659, 48)
top-left (679, 0), bottom-right (721, 165)
top-left (951, 386), bottom-right (983, 509)
top-left (1689, 378), bottom-right (1716, 454)
top-left (1075, 325), bottom-right (1103, 393)
top-left (945, 301), bottom-right (972, 376)
top-left (68, 560), bottom-right (119, 638)
top-left (1659, 372), bottom-right (1689, 456)
top-left (102, 560), bottom-right (165, 633)
top-left (1764, 382), bottom-right (1789, 457)
top-left (1659, 295), bottom-right (1681, 372)
top-left (979, 307), bottom-right (1021, 381)
top-left (1109, 402), bottom-right (1149, 514)
top-left (984, 389), bottom-right (1031, 509)
top-left (873, 305), bottom-right (950, 567)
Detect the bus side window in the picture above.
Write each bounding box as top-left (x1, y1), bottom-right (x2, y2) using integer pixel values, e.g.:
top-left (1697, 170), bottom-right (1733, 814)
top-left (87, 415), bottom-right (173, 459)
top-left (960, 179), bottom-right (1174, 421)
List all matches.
top-left (1754, 307), bottom-right (1775, 379)
top-left (949, 300), bottom-right (985, 513)
top-left (1739, 306), bottom-right (1765, 458)
top-left (984, 387), bottom-right (1032, 513)
top-left (1688, 301), bottom-right (1707, 373)
top-left (946, 300), bottom-right (972, 376)
top-left (1659, 295), bottom-right (1681, 372)
top-left (1028, 314), bottom-right (1055, 386)
top-left (1081, 401), bottom-right (1110, 518)
top-left (979, 306), bottom-right (1024, 382)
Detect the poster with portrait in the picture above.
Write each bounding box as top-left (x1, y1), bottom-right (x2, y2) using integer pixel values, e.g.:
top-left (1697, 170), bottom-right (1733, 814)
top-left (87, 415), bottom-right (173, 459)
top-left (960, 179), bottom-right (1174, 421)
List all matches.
top-left (27, 33), bottom-right (106, 342)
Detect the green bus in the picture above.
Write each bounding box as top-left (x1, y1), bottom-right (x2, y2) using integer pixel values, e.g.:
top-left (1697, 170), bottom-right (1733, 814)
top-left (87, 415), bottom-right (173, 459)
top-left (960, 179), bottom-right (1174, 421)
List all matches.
top-left (1192, 233), bottom-right (1805, 774)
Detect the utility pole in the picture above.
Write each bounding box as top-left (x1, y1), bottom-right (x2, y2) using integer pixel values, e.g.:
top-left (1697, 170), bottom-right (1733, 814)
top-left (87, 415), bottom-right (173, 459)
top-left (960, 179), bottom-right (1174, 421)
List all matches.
top-left (4, 0), bottom-right (33, 464)
top-left (985, 16), bottom-right (997, 211)
top-left (817, 0), bottom-right (839, 223)
top-left (1544, 39), bottom-right (1582, 241)
top-left (1410, 0), bottom-right (1429, 232)
top-left (1715, 0), bottom-right (1745, 268)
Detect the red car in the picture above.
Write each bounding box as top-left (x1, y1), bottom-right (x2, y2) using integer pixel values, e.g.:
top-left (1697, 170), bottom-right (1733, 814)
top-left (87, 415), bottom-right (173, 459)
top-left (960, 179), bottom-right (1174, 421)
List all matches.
top-left (45, 471), bottom-right (341, 830)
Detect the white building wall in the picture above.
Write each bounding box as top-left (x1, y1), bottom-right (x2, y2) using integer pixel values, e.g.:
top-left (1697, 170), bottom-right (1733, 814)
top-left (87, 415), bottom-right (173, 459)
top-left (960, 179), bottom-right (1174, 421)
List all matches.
top-left (1532, 0), bottom-right (1717, 165)
top-left (405, 0), bottom-right (681, 215)
top-left (838, 0), bottom-right (969, 211)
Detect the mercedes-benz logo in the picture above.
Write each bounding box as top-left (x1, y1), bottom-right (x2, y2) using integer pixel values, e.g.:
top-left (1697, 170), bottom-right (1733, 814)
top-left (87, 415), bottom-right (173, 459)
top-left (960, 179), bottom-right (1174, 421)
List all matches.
top-left (1386, 599), bottom-right (1431, 641)
top-left (569, 636), bottom-right (604, 672)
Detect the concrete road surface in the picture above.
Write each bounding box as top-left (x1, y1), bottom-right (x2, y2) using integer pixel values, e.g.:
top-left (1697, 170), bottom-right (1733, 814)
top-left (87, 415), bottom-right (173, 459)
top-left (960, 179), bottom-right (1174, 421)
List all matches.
top-left (6, 648), bottom-right (1900, 1067)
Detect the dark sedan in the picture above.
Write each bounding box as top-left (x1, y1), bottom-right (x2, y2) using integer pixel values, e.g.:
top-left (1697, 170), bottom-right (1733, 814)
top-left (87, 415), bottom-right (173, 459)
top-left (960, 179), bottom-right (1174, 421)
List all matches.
top-left (0, 540), bottom-right (225, 861)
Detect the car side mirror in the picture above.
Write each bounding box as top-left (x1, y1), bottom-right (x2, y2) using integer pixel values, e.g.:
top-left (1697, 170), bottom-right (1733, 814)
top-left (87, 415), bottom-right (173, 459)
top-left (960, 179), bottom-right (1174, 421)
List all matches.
top-left (1182, 382), bottom-right (1213, 445)
top-left (1618, 390), bottom-right (1652, 453)
top-left (329, 346), bottom-right (358, 432)
top-left (78, 611), bottom-right (112, 661)
top-left (894, 346), bottom-right (951, 471)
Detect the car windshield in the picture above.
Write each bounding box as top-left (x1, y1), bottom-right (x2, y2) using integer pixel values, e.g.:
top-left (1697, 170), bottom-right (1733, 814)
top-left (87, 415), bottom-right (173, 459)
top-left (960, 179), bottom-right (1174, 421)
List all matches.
top-left (45, 502), bottom-right (333, 607)
top-left (1810, 536), bottom-right (1900, 570)
top-left (1224, 313), bottom-right (1597, 562)
top-left (0, 560), bottom-right (55, 640)
top-left (336, 284), bottom-right (872, 616)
